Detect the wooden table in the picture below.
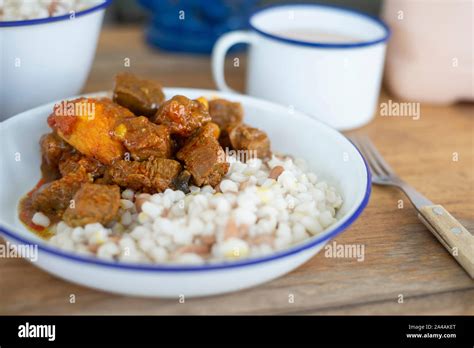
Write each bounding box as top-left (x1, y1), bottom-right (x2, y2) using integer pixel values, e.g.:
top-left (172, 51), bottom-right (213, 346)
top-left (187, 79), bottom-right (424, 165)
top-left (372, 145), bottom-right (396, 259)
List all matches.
top-left (1, 27), bottom-right (473, 315)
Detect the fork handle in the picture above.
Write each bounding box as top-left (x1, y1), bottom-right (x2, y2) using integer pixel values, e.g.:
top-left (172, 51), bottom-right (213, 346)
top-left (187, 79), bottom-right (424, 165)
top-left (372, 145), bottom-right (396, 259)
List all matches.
top-left (418, 205), bottom-right (474, 278)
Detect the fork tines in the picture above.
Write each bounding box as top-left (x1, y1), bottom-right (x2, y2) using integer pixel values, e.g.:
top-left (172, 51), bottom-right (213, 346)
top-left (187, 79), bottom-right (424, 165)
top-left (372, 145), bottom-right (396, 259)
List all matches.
top-left (348, 135), bottom-right (394, 178)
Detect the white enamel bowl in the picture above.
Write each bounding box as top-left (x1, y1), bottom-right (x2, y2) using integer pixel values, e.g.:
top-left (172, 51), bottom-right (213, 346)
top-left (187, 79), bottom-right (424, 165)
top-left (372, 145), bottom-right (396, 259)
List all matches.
top-left (0, 0), bottom-right (111, 120)
top-left (0, 89), bottom-right (370, 298)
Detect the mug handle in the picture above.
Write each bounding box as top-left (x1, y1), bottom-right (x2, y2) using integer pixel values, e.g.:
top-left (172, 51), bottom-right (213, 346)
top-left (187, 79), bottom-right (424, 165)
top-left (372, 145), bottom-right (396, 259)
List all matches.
top-left (212, 31), bottom-right (256, 94)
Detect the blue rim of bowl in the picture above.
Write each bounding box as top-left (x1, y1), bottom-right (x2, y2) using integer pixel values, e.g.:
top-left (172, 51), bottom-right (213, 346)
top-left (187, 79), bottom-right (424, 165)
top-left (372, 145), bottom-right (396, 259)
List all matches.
top-left (0, 0), bottom-right (111, 27)
top-left (0, 143), bottom-right (371, 272)
top-left (248, 3), bottom-right (390, 48)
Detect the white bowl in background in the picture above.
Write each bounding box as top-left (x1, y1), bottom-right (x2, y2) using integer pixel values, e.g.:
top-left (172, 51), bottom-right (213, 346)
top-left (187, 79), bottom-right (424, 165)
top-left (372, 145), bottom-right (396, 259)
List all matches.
top-left (0, 89), bottom-right (371, 298)
top-left (0, 0), bottom-right (111, 120)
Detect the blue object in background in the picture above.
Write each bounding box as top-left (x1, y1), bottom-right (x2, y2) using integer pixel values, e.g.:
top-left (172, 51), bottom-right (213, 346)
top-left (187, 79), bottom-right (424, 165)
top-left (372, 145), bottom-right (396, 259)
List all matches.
top-left (139, 0), bottom-right (260, 54)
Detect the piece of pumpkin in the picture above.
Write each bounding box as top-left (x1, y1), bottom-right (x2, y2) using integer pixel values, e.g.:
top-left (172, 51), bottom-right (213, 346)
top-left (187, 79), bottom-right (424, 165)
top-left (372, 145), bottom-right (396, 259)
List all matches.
top-left (47, 98), bottom-right (133, 164)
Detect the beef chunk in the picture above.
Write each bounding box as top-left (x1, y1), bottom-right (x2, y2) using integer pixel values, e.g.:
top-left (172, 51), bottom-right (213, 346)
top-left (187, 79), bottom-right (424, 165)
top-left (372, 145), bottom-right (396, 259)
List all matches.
top-left (63, 183), bottom-right (120, 227)
top-left (59, 153), bottom-right (105, 178)
top-left (176, 124), bottom-right (229, 187)
top-left (40, 132), bottom-right (74, 167)
top-left (208, 99), bottom-right (243, 149)
top-left (106, 158), bottom-right (181, 193)
top-left (152, 95), bottom-right (211, 137)
top-left (229, 124), bottom-right (271, 159)
top-left (169, 121), bottom-right (218, 151)
top-left (113, 116), bottom-right (173, 161)
top-left (31, 167), bottom-right (91, 217)
top-left (209, 99), bottom-right (243, 130)
top-left (113, 72), bottom-right (165, 117)
top-left (39, 132), bottom-right (75, 182)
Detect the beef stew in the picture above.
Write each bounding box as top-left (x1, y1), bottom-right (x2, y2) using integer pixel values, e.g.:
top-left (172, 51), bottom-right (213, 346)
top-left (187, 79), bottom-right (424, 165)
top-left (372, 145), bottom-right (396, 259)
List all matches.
top-left (19, 73), bottom-right (272, 233)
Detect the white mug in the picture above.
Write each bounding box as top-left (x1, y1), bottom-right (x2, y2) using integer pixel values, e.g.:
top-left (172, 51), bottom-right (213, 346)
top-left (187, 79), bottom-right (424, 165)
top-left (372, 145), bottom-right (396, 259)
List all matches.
top-left (212, 4), bottom-right (390, 130)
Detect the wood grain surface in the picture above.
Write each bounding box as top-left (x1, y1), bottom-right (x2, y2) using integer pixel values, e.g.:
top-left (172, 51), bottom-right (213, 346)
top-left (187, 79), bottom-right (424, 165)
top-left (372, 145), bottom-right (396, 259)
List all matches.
top-left (1, 27), bottom-right (473, 315)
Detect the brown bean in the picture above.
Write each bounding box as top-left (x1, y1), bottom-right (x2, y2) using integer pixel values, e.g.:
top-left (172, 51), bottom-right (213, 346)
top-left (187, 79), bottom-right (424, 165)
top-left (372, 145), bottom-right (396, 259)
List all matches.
top-left (247, 235), bottom-right (274, 246)
top-left (240, 180), bottom-right (252, 190)
top-left (135, 193), bottom-right (151, 212)
top-left (176, 244), bottom-right (210, 255)
top-left (199, 235), bottom-right (216, 245)
top-left (88, 244), bottom-right (100, 253)
top-left (109, 235), bottom-right (121, 243)
top-left (224, 219), bottom-right (248, 240)
top-left (238, 224), bottom-right (249, 239)
top-left (224, 219), bottom-right (239, 240)
top-left (268, 165), bottom-right (284, 180)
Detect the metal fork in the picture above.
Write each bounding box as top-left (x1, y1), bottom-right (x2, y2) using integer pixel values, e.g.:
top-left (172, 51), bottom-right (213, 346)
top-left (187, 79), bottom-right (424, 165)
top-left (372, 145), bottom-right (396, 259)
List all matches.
top-left (350, 135), bottom-right (474, 278)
